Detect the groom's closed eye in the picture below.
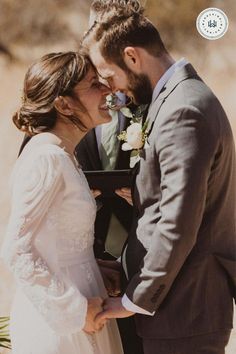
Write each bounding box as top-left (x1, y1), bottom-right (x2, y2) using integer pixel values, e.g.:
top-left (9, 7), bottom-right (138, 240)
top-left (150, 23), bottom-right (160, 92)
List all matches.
top-left (98, 76), bottom-right (113, 90)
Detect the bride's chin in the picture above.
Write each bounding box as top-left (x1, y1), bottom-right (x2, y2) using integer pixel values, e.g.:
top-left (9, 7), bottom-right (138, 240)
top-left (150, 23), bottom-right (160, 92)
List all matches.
top-left (95, 116), bottom-right (111, 126)
top-left (103, 116), bottom-right (112, 124)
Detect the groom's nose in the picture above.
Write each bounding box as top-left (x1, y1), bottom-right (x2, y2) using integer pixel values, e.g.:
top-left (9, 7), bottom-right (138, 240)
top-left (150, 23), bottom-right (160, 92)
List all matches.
top-left (99, 76), bottom-right (110, 88)
top-left (100, 83), bottom-right (111, 96)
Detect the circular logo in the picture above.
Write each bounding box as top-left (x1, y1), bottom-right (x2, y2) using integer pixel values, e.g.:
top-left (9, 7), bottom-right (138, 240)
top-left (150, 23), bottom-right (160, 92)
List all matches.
top-left (196, 8), bottom-right (228, 40)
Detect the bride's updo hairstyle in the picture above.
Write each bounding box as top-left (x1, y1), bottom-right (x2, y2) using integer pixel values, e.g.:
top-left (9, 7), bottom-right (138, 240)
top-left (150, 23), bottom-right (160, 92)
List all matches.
top-left (13, 51), bottom-right (92, 135)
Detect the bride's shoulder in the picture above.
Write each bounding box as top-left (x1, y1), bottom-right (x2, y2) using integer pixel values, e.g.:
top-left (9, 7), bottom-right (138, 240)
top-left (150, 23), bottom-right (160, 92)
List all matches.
top-left (19, 136), bottom-right (67, 163)
top-left (14, 140), bottom-right (67, 180)
top-left (10, 144), bottom-right (67, 194)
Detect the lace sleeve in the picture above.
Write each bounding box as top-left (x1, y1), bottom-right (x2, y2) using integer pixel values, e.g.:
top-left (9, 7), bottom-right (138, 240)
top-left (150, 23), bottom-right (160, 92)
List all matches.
top-left (1, 149), bottom-right (88, 335)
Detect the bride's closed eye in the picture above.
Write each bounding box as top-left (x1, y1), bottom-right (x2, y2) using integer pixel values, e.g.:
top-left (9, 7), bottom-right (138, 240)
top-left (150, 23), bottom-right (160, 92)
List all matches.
top-left (91, 81), bottom-right (103, 89)
top-left (91, 80), bottom-right (110, 93)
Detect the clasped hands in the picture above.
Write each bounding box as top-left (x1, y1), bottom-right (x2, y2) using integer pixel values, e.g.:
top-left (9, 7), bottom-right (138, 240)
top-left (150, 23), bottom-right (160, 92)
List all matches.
top-left (83, 297), bottom-right (134, 335)
top-left (83, 260), bottom-right (134, 334)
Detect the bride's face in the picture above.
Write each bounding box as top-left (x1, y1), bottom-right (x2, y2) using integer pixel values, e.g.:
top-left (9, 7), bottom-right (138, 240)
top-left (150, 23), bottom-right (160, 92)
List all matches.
top-left (67, 67), bottom-right (111, 129)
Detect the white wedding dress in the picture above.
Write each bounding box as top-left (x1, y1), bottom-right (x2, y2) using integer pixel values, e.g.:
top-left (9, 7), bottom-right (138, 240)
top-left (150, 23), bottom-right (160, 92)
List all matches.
top-left (1, 143), bottom-right (123, 354)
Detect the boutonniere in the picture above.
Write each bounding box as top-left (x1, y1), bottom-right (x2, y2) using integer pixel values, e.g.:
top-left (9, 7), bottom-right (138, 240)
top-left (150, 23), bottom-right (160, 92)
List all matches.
top-left (106, 94), bottom-right (149, 167)
top-left (118, 119), bottom-right (149, 167)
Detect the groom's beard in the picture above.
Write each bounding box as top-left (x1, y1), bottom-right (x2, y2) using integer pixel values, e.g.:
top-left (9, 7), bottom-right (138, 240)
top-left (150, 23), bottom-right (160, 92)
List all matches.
top-left (127, 70), bottom-right (153, 105)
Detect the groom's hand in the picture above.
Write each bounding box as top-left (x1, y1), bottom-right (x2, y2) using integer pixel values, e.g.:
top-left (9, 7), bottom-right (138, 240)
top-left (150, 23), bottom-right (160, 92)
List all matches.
top-left (115, 188), bottom-right (133, 205)
top-left (95, 297), bottom-right (134, 324)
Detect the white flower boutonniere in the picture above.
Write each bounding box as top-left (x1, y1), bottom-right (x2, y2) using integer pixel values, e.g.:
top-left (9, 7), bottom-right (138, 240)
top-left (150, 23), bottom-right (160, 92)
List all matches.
top-left (119, 105), bottom-right (149, 168)
top-left (118, 119), bottom-right (149, 168)
top-left (106, 94), bottom-right (149, 168)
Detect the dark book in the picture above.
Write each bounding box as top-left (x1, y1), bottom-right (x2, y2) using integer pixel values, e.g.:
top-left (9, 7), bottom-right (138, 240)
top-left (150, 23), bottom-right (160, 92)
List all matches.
top-left (84, 169), bottom-right (133, 197)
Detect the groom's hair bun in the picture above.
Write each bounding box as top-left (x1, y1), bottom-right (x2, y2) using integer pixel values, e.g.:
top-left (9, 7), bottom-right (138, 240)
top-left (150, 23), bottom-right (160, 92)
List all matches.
top-left (91, 1), bottom-right (144, 17)
top-left (13, 52), bottom-right (91, 135)
top-left (83, 0), bottom-right (166, 71)
top-left (83, 1), bottom-right (144, 51)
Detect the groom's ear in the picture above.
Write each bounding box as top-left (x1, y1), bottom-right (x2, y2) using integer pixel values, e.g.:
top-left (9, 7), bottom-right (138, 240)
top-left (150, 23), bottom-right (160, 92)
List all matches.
top-left (123, 47), bottom-right (141, 72)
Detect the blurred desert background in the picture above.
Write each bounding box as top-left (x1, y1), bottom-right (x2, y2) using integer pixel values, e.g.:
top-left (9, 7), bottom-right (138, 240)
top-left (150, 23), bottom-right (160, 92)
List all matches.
top-left (0, 0), bottom-right (235, 352)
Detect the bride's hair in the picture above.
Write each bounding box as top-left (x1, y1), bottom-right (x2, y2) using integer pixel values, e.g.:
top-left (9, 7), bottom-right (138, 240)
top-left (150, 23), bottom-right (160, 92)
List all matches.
top-left (13, 51), bottom-right (92, 135)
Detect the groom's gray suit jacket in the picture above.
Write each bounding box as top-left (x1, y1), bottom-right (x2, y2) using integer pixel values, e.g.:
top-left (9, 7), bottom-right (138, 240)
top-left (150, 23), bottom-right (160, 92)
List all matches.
top-left (123, 63), bottom-right (236, 338)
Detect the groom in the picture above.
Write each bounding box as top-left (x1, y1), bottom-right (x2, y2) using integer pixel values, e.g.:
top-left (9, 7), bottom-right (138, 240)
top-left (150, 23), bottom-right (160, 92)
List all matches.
top-left (83, 2), bottom-right (236, 353)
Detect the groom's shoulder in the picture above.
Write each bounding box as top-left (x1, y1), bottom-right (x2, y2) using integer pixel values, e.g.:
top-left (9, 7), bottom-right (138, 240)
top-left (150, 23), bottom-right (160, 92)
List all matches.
top-left (152, 69), bottom-right (228, 135)
top-left (164, 68), bottom-right (223, 116)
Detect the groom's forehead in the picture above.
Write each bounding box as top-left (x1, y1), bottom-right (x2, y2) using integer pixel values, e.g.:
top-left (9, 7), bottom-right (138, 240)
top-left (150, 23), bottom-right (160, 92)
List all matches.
top-left (90, 46), bottom-right (105, 67)
top-left (98, 66), bottom-right (115, 80)
top-left (90, 46), bottom-right (115, 78)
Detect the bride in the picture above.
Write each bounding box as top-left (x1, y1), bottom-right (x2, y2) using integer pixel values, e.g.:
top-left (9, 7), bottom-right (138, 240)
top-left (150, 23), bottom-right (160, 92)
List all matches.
top-left (1, 51), bottom-right (123, 354)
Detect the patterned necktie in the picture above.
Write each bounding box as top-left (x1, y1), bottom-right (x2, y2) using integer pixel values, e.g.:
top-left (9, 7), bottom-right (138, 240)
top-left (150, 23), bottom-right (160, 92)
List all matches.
top-left (100, 110), bottom-right (119, 170)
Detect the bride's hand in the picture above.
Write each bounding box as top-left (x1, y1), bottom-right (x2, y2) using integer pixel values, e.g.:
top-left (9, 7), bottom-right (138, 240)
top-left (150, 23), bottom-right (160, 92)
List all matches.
top-left (83, 297), bottom-right (106, 334)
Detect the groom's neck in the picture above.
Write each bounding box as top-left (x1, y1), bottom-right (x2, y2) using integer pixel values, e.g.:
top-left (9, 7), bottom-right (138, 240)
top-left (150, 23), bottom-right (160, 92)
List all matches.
top-left (144, 53), bottom-right (175, 90)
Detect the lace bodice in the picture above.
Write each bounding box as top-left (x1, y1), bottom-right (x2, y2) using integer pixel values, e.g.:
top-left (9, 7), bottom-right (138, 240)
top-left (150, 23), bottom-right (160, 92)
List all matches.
top-left (1, 144), bottom-right (97, 335)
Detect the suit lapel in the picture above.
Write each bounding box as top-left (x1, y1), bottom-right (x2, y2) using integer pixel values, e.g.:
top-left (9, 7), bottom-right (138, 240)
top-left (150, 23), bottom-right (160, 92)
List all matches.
top-left (84, 115), bottom-right (131, 170)
top-left (146, 63), bottom-right (199, 136)
top-left (119, 111), bottom-right (128, 132)
top-left (83, 129), bottom-right (102, 170)
top-left (146, 93), bottom-right (166, 135)
top-left (131, 64), bottom-right (200, 183)
top-left (115, 112), bottom-right (131, 169)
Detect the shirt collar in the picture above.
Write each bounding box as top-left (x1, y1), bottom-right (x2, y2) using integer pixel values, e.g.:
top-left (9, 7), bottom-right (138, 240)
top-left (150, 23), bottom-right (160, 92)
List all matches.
top-left (151, 58), bottom-right (188, 105)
